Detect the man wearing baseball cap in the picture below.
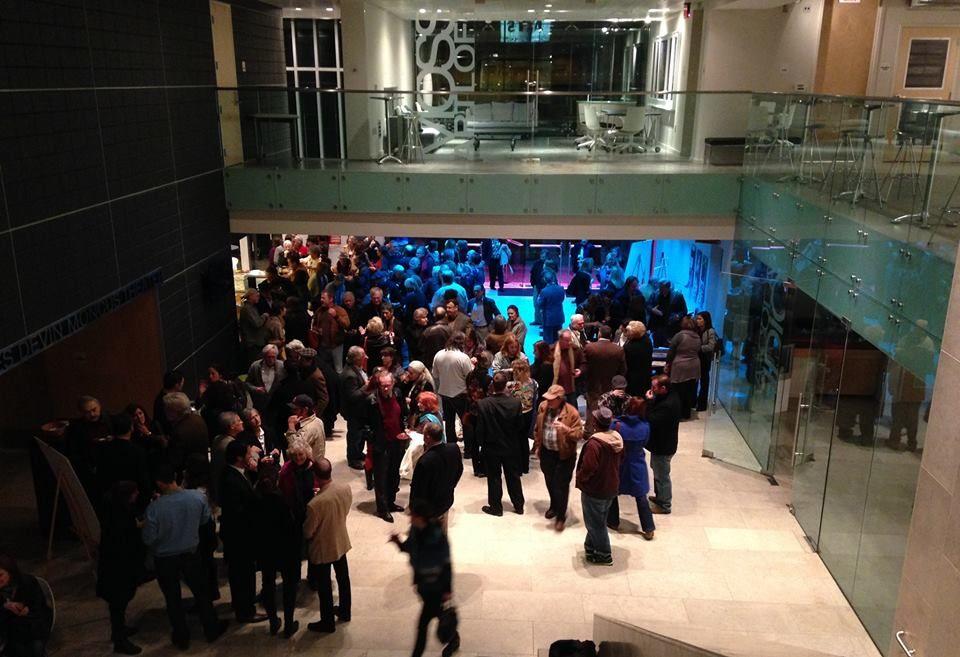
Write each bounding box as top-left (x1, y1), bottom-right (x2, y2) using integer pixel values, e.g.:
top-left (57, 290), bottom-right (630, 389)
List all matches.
top-left (286, 394), bottom-right (325, 462)
top-left (598, 375), bottom-right (630, 419)
top-left (533, 384), bottom-right (584, 532)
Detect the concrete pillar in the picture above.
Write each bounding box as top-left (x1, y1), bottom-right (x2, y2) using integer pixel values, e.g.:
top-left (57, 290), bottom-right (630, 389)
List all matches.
top-left (890, 244), bottom-right (960, 656)
top-left (339, 0), bottom-right (415, 160)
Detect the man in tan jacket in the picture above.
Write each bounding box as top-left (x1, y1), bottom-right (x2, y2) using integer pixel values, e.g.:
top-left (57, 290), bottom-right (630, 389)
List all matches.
top-left (303, 458), bottom-right (352, 633)
top-left (533, 384), bottom-right (584, 532)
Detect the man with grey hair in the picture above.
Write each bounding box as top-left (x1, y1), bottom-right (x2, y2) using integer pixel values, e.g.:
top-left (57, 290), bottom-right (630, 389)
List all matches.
top-left (246, 344), bottom-right (287, 411)
top-left (210, 411), bottom-right (244, 504)
top-left (362, 371), bottom-right (409, 523)
top-left (164, 392), bottom-right (209, 477)
top-left (568, 314), bottom-right (587, 349)
top-left (339, 345), bottom-right (372, 469)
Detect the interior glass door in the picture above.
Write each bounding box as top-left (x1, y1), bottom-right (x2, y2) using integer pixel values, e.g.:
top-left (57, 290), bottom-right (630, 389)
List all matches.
top-left (789, 284), bottom-right (850, 548)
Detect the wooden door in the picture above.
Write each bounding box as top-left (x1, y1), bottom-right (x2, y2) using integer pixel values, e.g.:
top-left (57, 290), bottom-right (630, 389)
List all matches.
top-left (211, 0), bottom-right (243, 165)
top-left (894, 26), bottom-right (960, 100)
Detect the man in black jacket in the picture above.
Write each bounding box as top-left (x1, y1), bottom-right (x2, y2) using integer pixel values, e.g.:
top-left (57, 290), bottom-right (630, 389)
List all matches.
top-left (645, 374), bottom-right (682, 514)
top-left (476, 372), bottom-right (526, 516)
top-left (340, 346), bottom-right (372, 469)
top-left (647, 281), bottom-right (688, 347)
top-left (410, 422), bottom-right (464, 531)
top-left (363, 371), bottom-right (410, 523)
top-left (218, 440), bottom-right (267, 624)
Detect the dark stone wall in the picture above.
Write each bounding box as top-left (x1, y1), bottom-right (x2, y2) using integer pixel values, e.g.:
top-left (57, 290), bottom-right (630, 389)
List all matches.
top-left (0, 0), bottom-right (237, 386)
top-left (232, 1), bottom-right (294, 160)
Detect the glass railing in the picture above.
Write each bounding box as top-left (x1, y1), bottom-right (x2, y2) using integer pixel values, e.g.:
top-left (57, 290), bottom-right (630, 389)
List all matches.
top-left (218, 86), bottom-right (960, 258)
top-left (216, 87), bottom-right (754, 171)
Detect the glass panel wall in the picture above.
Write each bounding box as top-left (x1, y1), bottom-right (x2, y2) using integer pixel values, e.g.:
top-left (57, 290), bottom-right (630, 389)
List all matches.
top-left (706, 92), bottom-right (951, 650)
top-left (283, 17), bottom-right (345, 158)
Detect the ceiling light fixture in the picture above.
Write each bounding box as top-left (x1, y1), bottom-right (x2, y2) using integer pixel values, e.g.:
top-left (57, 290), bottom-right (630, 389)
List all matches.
top-left (527, 8), bottom-right (536, 12)
top-left (325, 6), bottom-right (334, 11)
top-left (294, 6), bottom-right (302, 10)
top-left (543, 8), bottom-right (550, 12)
top-left (419, 8), bottom-right (427, 13)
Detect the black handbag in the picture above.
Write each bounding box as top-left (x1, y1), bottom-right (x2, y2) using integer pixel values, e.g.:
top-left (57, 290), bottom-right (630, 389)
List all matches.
top-left (436, 602), bottom-right (458, 643)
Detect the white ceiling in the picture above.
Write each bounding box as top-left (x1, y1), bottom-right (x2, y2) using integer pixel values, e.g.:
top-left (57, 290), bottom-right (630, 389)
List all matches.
top-left (372, 0), bottom-right (681, 20)
top-left (262, 0), bottom-right (683, 20)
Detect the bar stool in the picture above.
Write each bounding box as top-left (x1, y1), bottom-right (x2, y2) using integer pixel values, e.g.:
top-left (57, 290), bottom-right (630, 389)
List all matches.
top-left (794, 97), bottom-right (826, 184)
top-left (761, 100), bottom-right (798, 179)
top-left (930, 133), bottom-right (960, 230)
top-left (644, 111), bottom-right (662, 153)
top-left (881, 124), bottom-right (925, 203)
top-left (745, 100), bottom-right (778, 176)
top-left (824, 104), bottom-right (884, 206)
top-left (398, 104), bottom-right (425, 164)
top-left (881, 106), bottom-right (930, 203)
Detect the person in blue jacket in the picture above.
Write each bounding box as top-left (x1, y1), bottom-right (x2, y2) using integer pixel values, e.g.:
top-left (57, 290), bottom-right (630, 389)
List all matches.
top-left (606, 396), bottom-right (656, 540)
top-left (536, 270), bottom-right (566, 345)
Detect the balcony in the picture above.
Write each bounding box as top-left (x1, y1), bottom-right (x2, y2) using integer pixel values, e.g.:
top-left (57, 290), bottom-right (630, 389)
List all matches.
top-left (221, 89), bottom-right (747, 238)
top-left (221, 89), bottom-right (959, 289)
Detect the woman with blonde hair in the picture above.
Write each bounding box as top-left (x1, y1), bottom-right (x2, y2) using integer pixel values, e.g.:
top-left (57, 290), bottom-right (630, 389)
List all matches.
top-left (402, 361), bottom-right (435, 408)
top-left (623, 320), bottom-right (653, 397)
top-left (363, 315), bottom-right (388, 374)
top-left (492, 334), bottom-right (527, 377)
top-left (509, 358), bottom-right (538, 474)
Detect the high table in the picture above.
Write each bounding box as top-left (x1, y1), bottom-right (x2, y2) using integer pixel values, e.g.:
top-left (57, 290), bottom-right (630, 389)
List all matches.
top-left (891, 108), bottom-right (960, 227)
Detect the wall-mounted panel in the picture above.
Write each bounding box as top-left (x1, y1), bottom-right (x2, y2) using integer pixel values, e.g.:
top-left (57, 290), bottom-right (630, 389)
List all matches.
top-left (340, 172), bottom-right (403, 212)
top-left (662, 174), bottom-right (740, 215)
top-left (467, 175), bottom-right (530, 215)
top-left (596, 174), bottom-right (660, 215)
top-left (274, 169), bottom-right (339, 211)
top-left (403, 173), bottom-right (467, 214)
top-left (224, 168), bottom-right (277, 210)
top-left (530, 175), bottom-right (596, 215)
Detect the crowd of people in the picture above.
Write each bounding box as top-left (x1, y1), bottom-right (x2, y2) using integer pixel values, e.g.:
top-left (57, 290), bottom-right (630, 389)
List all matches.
top-left (11, 235), bottom-right (723, 657)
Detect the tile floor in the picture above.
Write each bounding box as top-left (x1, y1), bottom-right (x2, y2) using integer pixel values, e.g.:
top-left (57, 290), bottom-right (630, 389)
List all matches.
top-left (0, 414), bottom-right (885, 657)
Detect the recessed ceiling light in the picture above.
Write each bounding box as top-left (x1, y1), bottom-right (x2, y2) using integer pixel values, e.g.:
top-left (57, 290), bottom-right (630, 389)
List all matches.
top-left (294, 6), bottom-right (302, 10)
top-left (545, 3), bottom-right (553, 6)
top-left (527, 8), bottom-right (536, 12)
top-left (436, 8), bottom-right (442, 12)
top-left (419, 7), bottom-right (427, 13)
top-left (325, 6), bottom-right (333, 11)
top-left (543, 8), bottom-right (550, 12)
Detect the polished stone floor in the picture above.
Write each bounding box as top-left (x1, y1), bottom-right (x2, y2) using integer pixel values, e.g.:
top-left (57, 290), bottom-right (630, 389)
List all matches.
top-left (0, 414), bottom-right (884, 657)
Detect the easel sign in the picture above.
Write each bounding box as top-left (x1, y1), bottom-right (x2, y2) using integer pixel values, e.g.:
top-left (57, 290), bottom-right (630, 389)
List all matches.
top-left (34, 438), bottom-right (100, 564)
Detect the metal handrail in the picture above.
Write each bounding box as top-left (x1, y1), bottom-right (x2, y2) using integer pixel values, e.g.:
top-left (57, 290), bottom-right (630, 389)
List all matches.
top-left (896, 630), bottom-right (917, 656)
top-left (212, 86), bottom-right (960, 107)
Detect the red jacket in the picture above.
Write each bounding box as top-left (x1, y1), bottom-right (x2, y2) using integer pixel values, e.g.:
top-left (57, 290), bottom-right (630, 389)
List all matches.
top-left (575, 430), bottom-right (624, 498)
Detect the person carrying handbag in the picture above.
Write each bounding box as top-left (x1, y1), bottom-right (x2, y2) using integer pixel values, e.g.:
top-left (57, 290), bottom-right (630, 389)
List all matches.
top-left (390, 500), bottom-right (460, 657)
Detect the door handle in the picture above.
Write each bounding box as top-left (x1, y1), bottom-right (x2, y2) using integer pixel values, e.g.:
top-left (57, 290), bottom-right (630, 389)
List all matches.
top-left (792, 392), bottom-right (807, 464)
top-left (896, 631), bottom-right (916, 657)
